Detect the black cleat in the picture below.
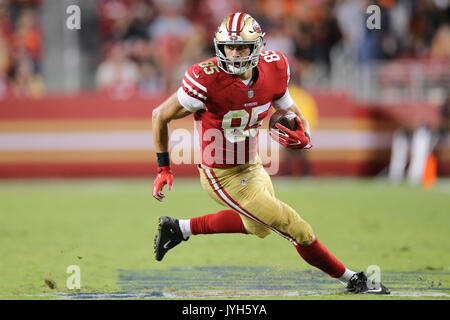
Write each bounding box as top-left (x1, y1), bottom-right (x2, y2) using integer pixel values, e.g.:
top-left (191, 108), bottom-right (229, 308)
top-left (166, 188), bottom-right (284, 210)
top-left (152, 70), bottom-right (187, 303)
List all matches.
top-left (345, 272), bottom-right (391, 295)
top-left (153, 216), bottom-right (188, 261)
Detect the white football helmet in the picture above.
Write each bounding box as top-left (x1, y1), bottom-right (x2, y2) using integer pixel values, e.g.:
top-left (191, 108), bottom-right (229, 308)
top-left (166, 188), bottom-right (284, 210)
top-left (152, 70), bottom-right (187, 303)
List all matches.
top-left (214, 12), bottom-right (265, 75)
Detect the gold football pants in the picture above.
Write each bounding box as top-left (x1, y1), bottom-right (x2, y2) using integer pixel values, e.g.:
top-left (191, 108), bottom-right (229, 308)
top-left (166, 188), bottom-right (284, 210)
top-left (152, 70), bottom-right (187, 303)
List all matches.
top-left (198, 157), bottom-right (315, 246)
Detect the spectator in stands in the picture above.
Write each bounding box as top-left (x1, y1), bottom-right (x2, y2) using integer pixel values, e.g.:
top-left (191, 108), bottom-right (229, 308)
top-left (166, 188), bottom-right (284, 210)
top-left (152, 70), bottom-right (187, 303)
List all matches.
top-left (430, 24), bottom-right (450, 58)
top-left (149, 2), bottom-right (191, 44)
top-left (97, 0), bottom-right (131, 40)
top-left (147, 0), bottom-right (194, 90)
top-left (0, 31), bottom-right (10, 73)
top-left (127, 0), bottom-right (156, 41)
top-left (11, 6), bottom-right (41, 69)
top-left (0, 1), bottom-right (12, 40)
top-left (148, 0), bottom-right (193, 44)
top-left (8, 0), bottom-right (42, 22)
top-left (264, 20), bottom-right (296, 57)
top-left (335, 0), bottom-right (365, 58)
top-left (137, 59), bottom-right (165, 98)
top-left (0, 0), bottom-right (44, 99)
top-left (409, 0), bottom-right (449, 58)
top-left (179, 23), bottom-right (209, 64)
top-left (201, 0), bottom-right (242, 31)
top-left (131, 37), bottom-right (154, 63)
top-left (0, 35), bottom-right (10, 99)
top-left (96, 42), bottom-right (140, 99)
top-left (10, 54), bottom-right (44, 98)
top-left (171, 23), bottom-right (210, 89)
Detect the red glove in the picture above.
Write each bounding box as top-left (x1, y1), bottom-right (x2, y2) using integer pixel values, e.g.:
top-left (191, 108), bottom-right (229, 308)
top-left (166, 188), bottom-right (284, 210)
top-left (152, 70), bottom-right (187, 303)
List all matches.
top-left (152, 166), bottom-right (173, 202)
top-left (270, 117), bottom-right (312, 149)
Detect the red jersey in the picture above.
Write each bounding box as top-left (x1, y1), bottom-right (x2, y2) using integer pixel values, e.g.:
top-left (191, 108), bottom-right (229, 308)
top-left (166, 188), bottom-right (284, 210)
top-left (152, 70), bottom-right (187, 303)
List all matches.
top-left (178, 50), bottom-right (291, 168)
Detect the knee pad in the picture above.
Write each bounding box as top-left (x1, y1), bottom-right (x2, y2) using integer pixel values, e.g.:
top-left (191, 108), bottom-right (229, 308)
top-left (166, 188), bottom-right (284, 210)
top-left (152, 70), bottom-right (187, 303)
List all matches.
top-left (242, 218), bottom-right (272, 239)
top-left (291, 220), bottom-right (315, 246)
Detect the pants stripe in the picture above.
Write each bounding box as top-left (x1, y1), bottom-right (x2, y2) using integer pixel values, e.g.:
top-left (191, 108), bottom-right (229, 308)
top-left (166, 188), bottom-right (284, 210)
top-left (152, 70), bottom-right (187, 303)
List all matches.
top-left (203, 168), bottom-right (298, 245)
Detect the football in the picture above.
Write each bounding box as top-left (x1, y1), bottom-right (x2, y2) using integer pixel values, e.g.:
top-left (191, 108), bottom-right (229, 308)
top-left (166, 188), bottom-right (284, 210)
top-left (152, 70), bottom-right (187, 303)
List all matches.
top-left (269, 109), bottom-right (298, 131)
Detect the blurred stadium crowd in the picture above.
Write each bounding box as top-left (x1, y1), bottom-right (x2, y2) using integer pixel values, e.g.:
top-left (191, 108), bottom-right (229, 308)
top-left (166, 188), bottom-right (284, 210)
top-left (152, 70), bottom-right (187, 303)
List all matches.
top-left (0, 0), bottom-right (44, 99)
top-left (95, 0), bottom-right (450, 99)
top-left (0, 0), bottom-right (448, 99)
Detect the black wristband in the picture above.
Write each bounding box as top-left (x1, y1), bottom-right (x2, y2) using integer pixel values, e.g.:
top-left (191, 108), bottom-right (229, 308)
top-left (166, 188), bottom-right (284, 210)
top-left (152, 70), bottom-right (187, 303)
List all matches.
top-left (157, 152), bottom-right (170, 167)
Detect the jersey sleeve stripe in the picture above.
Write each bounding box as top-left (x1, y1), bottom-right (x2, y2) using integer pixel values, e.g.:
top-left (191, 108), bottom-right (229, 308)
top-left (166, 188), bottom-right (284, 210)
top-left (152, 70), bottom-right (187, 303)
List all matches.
top-left (182, 80), bottom-right (207, 100)
top-left (184, 72), bottom-right (207, 93)
top-left (177, 87), bottom-right (206, 112)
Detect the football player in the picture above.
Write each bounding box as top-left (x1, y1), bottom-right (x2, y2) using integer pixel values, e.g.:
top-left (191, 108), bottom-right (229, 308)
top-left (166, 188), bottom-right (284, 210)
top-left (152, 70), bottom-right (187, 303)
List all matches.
top-left (151, 12), bottom-right (390, 294)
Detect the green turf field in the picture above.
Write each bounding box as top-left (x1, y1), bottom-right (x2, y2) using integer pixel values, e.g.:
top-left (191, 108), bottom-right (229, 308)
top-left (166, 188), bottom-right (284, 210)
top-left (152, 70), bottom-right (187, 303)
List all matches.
top-left (0, 177), bottom-right (449, 300)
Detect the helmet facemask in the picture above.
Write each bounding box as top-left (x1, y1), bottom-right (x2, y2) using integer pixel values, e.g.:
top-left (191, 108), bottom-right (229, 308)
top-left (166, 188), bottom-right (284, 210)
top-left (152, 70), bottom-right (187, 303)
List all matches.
top-left (214, 38), bottom-right (264, 75)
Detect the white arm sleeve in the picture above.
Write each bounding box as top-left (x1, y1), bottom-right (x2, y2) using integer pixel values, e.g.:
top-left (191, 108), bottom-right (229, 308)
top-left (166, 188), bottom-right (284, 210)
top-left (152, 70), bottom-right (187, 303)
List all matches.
top-left (177, 87), bottom-right (206, 112)
top-left (273, 88), bottom-right (295, 110)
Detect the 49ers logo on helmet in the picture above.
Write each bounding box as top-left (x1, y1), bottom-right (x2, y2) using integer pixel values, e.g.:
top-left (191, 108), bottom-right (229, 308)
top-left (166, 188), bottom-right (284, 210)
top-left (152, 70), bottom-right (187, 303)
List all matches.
top-left (229, 35), bottom-right (238, 40)
top-left (252, 20), bottom-right (262, 33)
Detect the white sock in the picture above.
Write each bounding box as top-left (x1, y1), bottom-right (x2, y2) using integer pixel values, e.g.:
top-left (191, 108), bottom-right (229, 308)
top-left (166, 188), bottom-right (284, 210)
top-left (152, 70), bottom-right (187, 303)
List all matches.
top-left (338, 268), bottom-right (357, 285)
top-left (178, 219), bottom-right (192, 239)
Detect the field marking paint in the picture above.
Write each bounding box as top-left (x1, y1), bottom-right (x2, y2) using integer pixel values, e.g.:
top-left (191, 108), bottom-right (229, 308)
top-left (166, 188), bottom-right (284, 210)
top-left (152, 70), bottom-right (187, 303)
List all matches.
top-left (21, 290), bottom-right (450, 299)
top-left (19, 267), bottom-right (450, 299)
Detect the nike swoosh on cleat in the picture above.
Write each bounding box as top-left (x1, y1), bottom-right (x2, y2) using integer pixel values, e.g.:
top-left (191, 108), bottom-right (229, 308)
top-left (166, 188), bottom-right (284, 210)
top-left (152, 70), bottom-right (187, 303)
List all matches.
top-left (365, 287), bottom-right (383, 293)
top-left (163, 240), bottom-right (171, 249)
